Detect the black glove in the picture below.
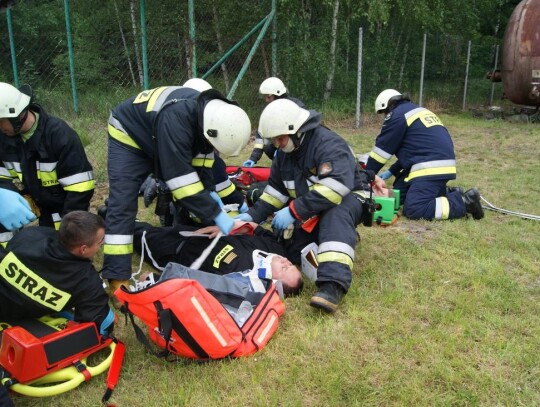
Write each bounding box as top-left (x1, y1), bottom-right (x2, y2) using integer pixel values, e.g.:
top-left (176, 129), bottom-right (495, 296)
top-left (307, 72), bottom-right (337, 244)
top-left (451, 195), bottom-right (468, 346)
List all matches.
top-left (143, 177), bottom-right (159, 207)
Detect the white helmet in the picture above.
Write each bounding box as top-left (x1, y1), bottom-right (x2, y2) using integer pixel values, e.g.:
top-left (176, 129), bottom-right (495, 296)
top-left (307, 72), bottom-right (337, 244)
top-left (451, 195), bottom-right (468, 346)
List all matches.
top-left (375, 89), bottom-right (402, 113)
top-left (203, 100), bottom-right (251, 156)
top-left (183, 78), bottom-right (212, 92)
top-left (259, 77), bottom-right (287, 97)
top-left (0, 82), bottom-right (31, 118)
top-left (258, 99), bottom-right (310, 139)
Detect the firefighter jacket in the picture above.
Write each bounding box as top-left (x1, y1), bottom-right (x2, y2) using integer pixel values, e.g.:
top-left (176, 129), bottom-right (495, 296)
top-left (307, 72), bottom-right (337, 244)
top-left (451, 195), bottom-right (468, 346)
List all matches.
top-left (133, 222), bottom-right (286, 275)
top-left (246, 111), bottom-right (370, 224)
top-left (0, 227), bottom-right (114, 335)
top-left (0, 104), bottom-right (95, 228)
top-left (365, 100), bottom-right (457, 183)
top-left (107, 87), bottom-right (226, 222)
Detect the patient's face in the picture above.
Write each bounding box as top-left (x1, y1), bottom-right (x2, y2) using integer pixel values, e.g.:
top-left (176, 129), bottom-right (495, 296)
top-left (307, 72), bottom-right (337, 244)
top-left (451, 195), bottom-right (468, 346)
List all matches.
top-left (270, 256), bottom-right (300, 285)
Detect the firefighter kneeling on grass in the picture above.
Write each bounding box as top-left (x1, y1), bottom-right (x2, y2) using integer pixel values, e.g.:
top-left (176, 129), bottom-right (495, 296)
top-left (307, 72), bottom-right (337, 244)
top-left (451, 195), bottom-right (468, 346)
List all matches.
top-left (235, 99), bottom-right (387, 313)
top-left (0, 211), bottom-right (114, 333)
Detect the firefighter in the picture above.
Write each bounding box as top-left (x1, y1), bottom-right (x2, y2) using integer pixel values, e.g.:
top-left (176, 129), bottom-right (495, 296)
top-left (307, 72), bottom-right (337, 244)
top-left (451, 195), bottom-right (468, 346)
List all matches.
top-left (0, 82), bottom-right (95, 246)
top-left (132, 220), bottom-right (303, 297)
top-left (102, 86), bottom-right (251, 295)
top-left (236, 99), bottom-right (385, 313)
top-left (0, 211), bottom-right (114, 336)
top-left (242, 77), bottom-right (306, 168)
top-left (365, 89), bottom-right (484, 220)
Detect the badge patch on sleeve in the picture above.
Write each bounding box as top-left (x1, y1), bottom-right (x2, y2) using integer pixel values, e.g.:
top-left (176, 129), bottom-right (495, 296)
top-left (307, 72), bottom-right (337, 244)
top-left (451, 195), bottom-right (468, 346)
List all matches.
top-left (384, 112), bottom-right (393, 121)
top-left (318, 162), bottom-right (333, 176)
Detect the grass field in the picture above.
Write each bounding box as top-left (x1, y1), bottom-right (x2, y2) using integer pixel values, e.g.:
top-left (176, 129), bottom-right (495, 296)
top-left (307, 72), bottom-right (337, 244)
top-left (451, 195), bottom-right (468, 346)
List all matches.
top-left (11, 113), bottom-right (540, 407)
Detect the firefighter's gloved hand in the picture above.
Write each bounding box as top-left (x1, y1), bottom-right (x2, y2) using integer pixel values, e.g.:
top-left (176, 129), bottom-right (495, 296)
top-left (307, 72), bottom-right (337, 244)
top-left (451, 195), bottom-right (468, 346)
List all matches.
top-left (242, 159), bottom-right (255, 168)
top-left (239, 202), bottom-right (249, 213)
top-left (272, 207), bottom-right (295, 230)
top-left (379, 170), bottom-right (392, 180)
top-left (0, 189), bottom-right (36, 230)
top-left (234, 213), bottom-right (253, 222)
top-left (209, 191), bottom-right (225, 209)
top-left (214, 211), bottom-right (235, 235)
top-left (143, 177), bottom-right (159, 207)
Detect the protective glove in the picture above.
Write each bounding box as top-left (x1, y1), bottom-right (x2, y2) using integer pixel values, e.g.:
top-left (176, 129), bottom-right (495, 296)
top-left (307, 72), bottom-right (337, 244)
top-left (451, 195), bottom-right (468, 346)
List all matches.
top-left (272, 207), bottom-right (295, 230)
top-left (234, 213), bottom-right (253, 222)
top-left (379, 170), bottom-right (393, 180)
top-left (214, 211), bottom-right (235, 235)
top-left (239, 202), bottom-right (249, 213)
top-left (143, 177), bottom-right (159, 207)
top-left (209, 191), bottom-right (225, 209)
top-left (0, 189), bottom-right (37, 230)
top-left (242, 159), bottom-right (255, 168)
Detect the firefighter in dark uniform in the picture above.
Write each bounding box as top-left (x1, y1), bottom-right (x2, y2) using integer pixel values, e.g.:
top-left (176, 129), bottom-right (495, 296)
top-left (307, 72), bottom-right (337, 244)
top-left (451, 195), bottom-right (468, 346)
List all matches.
top-left (366, 89), bottom-right (484, 220)
top-left (0, 211), bottom-right (114, 336)
top-left (132, 221), bottom-right (303, 296)
top-left (102, 86), bottom-right (251, 294)
top-left (243, 77), bottom-right (306, 168)
top-left (236, 99), bottom-right (385, 313)
top-left (0, 83), bottom-right (95, 246)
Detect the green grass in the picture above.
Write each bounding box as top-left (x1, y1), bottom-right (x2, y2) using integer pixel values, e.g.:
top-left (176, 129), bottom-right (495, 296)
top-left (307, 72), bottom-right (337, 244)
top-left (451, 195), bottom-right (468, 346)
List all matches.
top-left (11, 114), bottom-right (540, 407)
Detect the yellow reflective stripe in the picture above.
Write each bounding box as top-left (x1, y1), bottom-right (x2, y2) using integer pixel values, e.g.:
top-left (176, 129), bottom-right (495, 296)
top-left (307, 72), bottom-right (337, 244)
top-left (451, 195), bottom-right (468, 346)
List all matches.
top-left (108, 123), bottom-right (141, 150)
top-left (253, 142), bottom-right (264, 149)
top-left (53, 213), bottom-right (62, 231)
top-left (369, 150), bottom-right (387, 165)
top-left (37, 170), bottom-right (58, 186)
top-left (132, 86), bottom-right (167, 106)
top-left (171, 181), bottom-right (205, 200)
top-left (145, 86), bottom-right (169, 112)
top-left (217, 182), bottom-right (236, 198)
top-left (213, 244), bottom-right (234, 268)
top-left (405, 166), bottom-right (456, 182)
top-left (406, 108), bottom-right (443, 127)
top-left (63, 179), bottom-right (95, 192)
top-left (192, 157), bottom-right (214, 168)
top-left (435, 196), bottom-right (450, 220)
top-left (260, 192), bottom-right (286, 209)
top-left (103, 243), bottom-right (133, 255)
top-left (318, 251), bottom-right (354, 270)
top-left (310, 184), bottom-right (342, 205)
top-left (0, 252), bottom-right (71, 312)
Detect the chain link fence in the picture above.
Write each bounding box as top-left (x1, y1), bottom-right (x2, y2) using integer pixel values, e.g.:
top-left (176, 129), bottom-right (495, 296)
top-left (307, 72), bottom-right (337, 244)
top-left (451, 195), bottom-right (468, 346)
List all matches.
top-left (0, 0), bottom-right (504, 182)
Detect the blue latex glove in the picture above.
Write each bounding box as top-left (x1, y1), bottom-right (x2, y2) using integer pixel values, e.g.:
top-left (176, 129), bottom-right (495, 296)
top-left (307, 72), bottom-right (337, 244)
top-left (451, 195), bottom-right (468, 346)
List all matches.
top-left (379, 170), bottom-right (393, 180)
top-left (214, 211), bottom-right (235, 234)
top-left (209, 191), bottom-right (225, 209)
top-left (234, 213), bottom-right (253, 222)
top-left (272, 207), bottom-right (295, 230)
top-left (239, 202), bottom-right (249, 214)
top-left (0, 189), bottom-right (37, 230)
top-left (242, 159), bottom-right (255, 168)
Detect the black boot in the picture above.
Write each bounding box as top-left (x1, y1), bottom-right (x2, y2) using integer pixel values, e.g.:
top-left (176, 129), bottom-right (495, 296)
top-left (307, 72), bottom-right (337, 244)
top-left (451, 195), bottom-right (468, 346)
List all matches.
top-left (462, 188), bottom-right (484, 220)
top-left (310, 282), bottom-right (345, 313)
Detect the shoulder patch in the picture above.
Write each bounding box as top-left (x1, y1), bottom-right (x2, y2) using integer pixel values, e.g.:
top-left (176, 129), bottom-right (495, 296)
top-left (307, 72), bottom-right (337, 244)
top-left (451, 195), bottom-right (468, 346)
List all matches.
top-left (318, 162), bottom-right (333, 176)
top-left (384, 112), bottom-right (393, 121)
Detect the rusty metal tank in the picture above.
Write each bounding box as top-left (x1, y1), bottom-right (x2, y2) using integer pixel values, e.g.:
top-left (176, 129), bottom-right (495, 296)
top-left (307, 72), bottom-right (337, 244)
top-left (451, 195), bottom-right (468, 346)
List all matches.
top-left (501, 0), bottom-right (540, 106)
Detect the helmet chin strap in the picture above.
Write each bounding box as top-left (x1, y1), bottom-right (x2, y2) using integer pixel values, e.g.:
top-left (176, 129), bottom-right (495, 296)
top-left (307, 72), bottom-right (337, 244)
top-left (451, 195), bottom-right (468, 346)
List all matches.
top-left (8, 110), bottom-right (29, 134)
top-left (281, 132), bottom-right (304, 153)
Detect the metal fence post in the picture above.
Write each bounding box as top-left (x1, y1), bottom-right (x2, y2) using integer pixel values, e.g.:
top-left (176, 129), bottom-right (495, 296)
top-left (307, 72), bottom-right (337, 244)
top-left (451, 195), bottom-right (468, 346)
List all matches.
top-left (271, 0), bottom-right (277, 75)
top-left (419, 33), bottom-right (426, 106)
top-left (355, 27), bottom-right (363, 129)
top-left (489, 44), bottom-right (499, 106)
top-left (189, 0), bottom-right (197, 77)
top-left (63, 0), bottom-right (78, 113)
top-left (462, 40), bottom-right (471, 111)
top-left (6, 8), bottom-right (19, 87)
top-left (140, 0), bottom-right (149, 89)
